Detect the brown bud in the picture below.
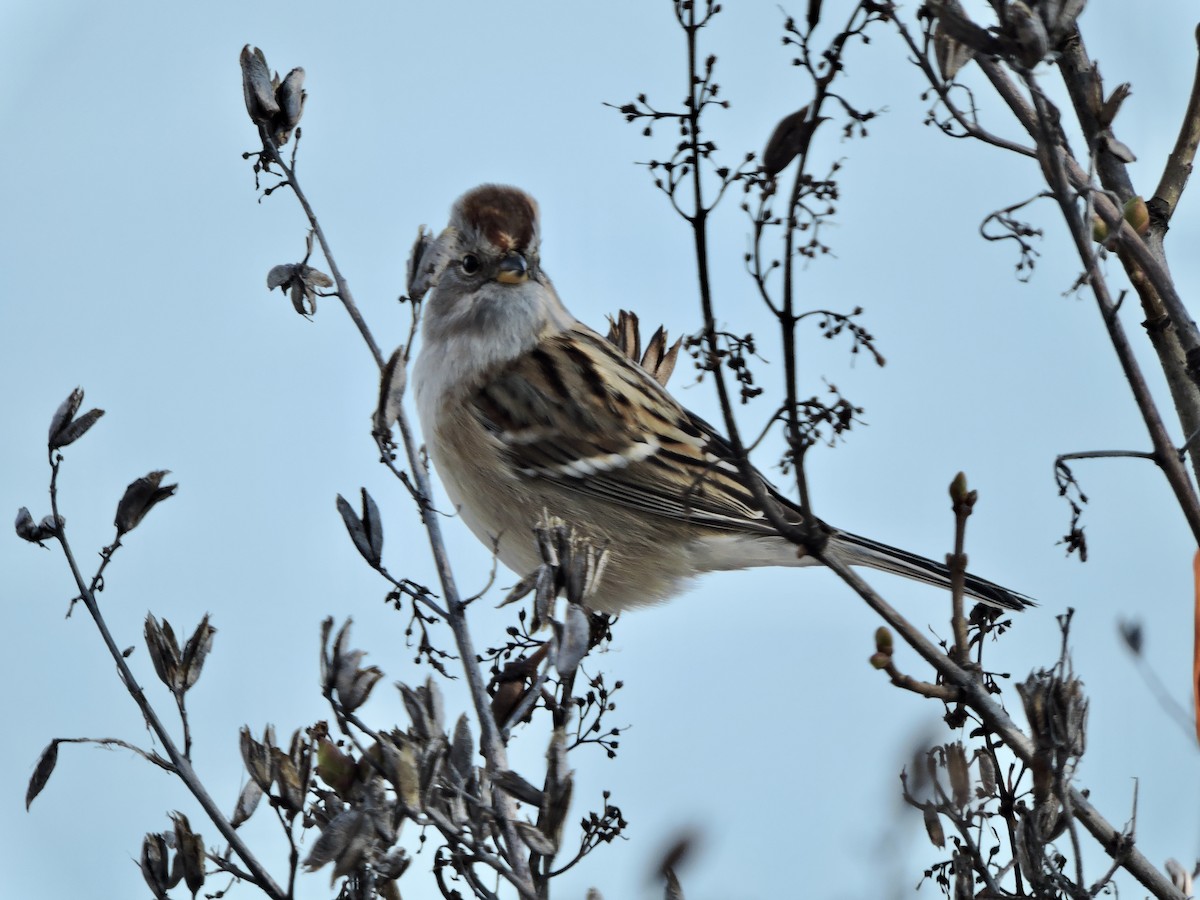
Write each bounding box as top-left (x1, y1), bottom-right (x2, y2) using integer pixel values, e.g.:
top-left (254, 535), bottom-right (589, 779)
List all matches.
top-left (1123, 195), bottom-right (1150, 235)
top-left (948, 471), bottom-right (969, 504)
top-left (874, 626), bottom-right (894, 656)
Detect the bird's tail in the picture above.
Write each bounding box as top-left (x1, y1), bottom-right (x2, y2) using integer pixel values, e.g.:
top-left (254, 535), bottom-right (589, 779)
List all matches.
top-left (829, 530), bottom-right (1034, 612)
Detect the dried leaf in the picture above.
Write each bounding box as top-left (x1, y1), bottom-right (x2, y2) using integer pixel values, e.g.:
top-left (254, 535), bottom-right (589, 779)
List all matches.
top-left (230, 778), bottom-right (263, 828)
top-left (115, 470), bottom-right (177, 536)
top-left (374, 347), bottom-right (408, 437)
top-left (25, 740), bottom-right (60, 809)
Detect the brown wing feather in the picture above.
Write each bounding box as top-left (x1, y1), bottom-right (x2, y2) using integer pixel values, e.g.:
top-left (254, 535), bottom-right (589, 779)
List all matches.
top-left (470, 325), bottom-right (786, 533)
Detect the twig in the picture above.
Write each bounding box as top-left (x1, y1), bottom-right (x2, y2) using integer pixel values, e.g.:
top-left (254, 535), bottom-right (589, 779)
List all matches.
top-left (259, 129), bottom-right (384, 370)
top-left (1153, 24), bottom-right (1200, 222)
top-left (820, 552), bottom-right (1185, 899)
top-left (259, 127), bottom-right (537, 898)
top-left (48, 457), bottom-right (286, 900)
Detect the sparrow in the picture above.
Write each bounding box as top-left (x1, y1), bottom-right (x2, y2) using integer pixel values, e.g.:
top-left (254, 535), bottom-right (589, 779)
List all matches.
top-left (411, 185), bottom-right (1032, 614)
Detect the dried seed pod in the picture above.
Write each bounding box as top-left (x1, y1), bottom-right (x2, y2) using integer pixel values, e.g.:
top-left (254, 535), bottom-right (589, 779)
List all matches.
top-left (144, 614), bottom-right (182, 692)
top-left (48, 387), bottom-right (104, 450)
top-left (25, 740), bottom-right (60, 810)
top-left (140, 833), bottom-right (172, 900)
top-left (374, 347), bottom-right (408, 438)
top-left (240, 45), bottom-right (279, 125)
top-left (239, 724), bottom-right (275, 792)
top-left (761, 106), bottom-right (826, 177)
top-left (114, 470), bottom-right (177, 536)
top-left (923, 805), bottom-right (946, 848)
top-left (1006, 1), bottom-right (1049, 68)
top-left (230, 778), bottom-right (263, 828)
top-left (272, 66), bottom-right (306, 145)
top-left (15, 507), bottom-right (60, 544)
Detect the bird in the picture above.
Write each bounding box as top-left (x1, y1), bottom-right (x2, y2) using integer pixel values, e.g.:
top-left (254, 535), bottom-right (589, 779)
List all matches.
top-left (410, 184), bottom-right (1032, 614)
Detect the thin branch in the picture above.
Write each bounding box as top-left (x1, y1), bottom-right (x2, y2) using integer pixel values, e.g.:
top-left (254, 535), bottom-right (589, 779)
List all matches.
top-left (259, 129), bottom-right (384, 370)
top-left (48, 460), bottom-right (286, 900)
top-left (820, 552), bottom-right (1185, 899)
top-left (1153, 24), bottom-right (1200, 222)
top-left (1021, 75), bottom-right (1200, 544)
top-left (1056, 450), bottom-right (1157, 464)
top-left (258, 127), bottom-right (538, 898)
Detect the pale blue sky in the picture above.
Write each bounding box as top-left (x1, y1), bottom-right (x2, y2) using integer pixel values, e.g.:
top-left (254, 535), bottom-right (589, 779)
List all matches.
top-left (5, 3), bottom-right (1200, 899)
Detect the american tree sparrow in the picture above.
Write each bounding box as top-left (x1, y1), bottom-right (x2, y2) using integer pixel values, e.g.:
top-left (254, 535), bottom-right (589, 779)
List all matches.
top-left (412, 185), bottom-right (1031, 613)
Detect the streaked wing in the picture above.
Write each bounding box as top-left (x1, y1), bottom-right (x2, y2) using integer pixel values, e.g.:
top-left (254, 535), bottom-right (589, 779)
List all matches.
top-left (470, 324), bottom-right (791, 533)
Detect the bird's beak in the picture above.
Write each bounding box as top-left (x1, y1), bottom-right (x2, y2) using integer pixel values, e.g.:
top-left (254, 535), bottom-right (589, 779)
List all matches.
top-left (494, 252), bottom-right (529, 284)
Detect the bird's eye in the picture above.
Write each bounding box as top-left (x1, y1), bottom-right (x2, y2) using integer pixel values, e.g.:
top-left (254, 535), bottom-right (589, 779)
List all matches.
top-left (461, 254), bottom-right (480, 275)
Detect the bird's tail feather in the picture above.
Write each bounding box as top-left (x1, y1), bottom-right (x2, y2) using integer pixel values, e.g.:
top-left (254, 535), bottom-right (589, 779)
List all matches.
top-left (829, 530), bottom-right (1034, 611)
